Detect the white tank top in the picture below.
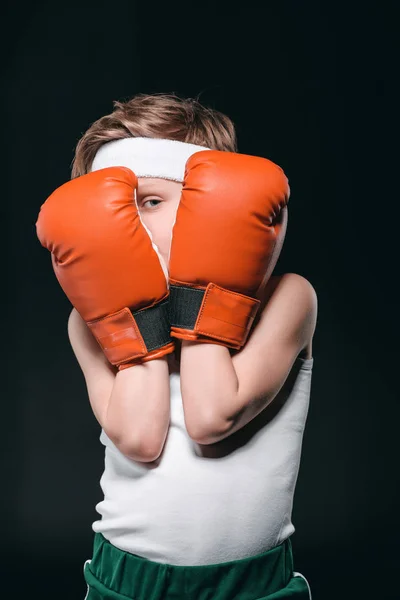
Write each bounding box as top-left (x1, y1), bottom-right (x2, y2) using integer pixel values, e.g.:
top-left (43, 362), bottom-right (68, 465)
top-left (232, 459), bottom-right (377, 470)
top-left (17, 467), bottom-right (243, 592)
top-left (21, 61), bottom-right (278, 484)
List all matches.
top-left (92, 356), bottom-right (314, 565)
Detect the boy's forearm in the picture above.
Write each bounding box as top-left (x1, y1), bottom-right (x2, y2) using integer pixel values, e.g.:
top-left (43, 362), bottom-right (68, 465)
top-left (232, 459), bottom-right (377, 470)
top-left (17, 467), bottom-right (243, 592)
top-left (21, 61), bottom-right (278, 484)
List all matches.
top-left (104, 357), bottom-right (171, 462)
top-left (180, 341), bottom-right (240, 442)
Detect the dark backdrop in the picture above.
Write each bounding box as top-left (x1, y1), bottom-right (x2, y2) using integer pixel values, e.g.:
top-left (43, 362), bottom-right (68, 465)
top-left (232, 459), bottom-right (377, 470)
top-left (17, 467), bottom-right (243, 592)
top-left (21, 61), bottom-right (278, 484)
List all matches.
top-left (3, 2), bottom-right (398, 599)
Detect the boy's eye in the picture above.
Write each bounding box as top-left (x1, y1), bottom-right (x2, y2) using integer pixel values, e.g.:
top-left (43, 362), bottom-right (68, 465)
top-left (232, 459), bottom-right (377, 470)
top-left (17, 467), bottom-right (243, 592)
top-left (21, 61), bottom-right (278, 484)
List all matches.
top-left (142, 198), bottom-right (162, 209)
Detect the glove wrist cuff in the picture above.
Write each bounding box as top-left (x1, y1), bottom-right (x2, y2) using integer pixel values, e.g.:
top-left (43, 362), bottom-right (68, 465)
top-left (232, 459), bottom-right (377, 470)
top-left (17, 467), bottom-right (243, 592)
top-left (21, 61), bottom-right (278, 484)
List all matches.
top-left (87, 296), bottom-right (173, 367)
top-left (169, 282), bottom-right (260, 349)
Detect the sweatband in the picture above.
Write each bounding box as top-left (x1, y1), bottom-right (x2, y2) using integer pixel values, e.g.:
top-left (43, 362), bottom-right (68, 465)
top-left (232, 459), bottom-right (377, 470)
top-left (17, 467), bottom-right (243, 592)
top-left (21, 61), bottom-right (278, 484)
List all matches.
top-left (91, 137), bottom-right (211, 182)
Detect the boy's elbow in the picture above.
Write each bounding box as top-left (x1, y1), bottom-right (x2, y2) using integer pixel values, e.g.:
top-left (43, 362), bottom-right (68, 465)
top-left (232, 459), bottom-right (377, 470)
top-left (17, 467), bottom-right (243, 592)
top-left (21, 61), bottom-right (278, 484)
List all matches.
top-left (185, 408), bottom-right (230, 445)
top-left (106, 428), bottom-right (164, 463)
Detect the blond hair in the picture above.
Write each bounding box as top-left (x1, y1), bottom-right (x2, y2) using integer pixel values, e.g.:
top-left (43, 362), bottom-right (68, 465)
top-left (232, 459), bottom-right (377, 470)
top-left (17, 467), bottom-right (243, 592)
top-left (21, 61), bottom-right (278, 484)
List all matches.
top-left (71, 93), bottom-right (237, 178)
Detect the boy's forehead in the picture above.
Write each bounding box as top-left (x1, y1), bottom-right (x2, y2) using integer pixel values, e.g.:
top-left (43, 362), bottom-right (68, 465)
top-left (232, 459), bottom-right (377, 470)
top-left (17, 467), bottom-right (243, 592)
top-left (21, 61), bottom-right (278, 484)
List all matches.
top-left (138, 177), bottom-right (180, 191)
top-left (138, 177), bottom-right (164, 189)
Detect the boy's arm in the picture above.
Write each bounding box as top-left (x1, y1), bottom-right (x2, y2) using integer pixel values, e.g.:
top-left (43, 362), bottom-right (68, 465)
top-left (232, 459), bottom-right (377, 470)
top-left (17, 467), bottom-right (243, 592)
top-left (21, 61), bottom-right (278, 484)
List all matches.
top-left (67, 308), bottom-right (170, 462)
top-left (180, 273), bottom-right (317, 444)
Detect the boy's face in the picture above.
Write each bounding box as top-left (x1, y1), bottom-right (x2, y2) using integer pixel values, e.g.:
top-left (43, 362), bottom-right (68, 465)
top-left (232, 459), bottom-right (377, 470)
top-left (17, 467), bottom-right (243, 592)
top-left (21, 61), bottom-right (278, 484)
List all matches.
top-left (137, 177), bottom-right (183, 270)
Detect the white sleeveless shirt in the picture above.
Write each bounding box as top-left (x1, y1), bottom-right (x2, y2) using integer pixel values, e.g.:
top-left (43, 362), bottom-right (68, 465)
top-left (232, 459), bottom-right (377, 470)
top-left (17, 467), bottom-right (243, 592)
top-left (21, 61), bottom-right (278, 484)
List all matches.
top-left (92, 356), bottom-right (314, 565)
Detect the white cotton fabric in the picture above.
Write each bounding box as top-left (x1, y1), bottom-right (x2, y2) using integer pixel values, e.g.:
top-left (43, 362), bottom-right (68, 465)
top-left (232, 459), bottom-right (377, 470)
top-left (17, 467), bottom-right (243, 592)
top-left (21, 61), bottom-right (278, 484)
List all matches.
top-left (91, 356), bottom-right (314, 566)
top-left (91, 137), bottom-right (211, 182)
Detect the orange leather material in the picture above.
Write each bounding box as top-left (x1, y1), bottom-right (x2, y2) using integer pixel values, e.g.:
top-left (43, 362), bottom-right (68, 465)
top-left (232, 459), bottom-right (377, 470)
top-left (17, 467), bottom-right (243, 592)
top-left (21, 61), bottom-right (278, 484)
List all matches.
top-left (36, 167), bottom-right (174, 366)
top-left (170, 282), bottom-right (260, 349)
top-left (169, 150), bottom-right (290, 348)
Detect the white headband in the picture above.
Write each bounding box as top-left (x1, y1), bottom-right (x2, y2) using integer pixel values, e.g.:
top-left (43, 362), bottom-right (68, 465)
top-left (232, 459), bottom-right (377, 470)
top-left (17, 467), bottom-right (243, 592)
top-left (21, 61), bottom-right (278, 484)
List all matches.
top-left (91, 137), bottom-right (211, 182)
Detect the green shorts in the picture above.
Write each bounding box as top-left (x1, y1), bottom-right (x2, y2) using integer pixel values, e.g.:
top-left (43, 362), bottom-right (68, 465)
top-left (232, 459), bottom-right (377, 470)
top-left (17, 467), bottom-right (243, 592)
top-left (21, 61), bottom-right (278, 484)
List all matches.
top-left (83, 532), bottom-right (311, 599)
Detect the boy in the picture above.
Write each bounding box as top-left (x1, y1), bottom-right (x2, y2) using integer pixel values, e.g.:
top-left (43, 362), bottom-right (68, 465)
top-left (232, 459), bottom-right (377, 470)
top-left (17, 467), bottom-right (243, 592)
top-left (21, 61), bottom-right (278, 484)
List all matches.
top-left (37, 93), bottom-right (317, 599)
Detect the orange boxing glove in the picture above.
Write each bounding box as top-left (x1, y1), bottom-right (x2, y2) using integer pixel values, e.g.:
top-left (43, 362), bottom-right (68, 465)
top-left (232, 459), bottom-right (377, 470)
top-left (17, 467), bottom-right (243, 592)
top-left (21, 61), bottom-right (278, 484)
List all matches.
top-left (169, 151), bottom-right (290, 349)
top-left (36, 167), bottom-right (174, 369)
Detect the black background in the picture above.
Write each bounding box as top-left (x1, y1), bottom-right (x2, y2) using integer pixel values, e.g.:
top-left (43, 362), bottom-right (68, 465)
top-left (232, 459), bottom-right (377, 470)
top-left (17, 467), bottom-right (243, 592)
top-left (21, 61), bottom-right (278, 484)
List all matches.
top-left (3, 1), bottom-right (398, 598)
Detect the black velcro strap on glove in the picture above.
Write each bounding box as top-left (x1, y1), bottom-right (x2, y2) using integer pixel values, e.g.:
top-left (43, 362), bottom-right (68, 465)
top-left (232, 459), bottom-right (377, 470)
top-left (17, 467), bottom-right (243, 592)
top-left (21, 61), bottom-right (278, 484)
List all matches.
top-left (133, 297), bottom-right (172, 351)
top-left (169, 285), bottom-right (205, 330)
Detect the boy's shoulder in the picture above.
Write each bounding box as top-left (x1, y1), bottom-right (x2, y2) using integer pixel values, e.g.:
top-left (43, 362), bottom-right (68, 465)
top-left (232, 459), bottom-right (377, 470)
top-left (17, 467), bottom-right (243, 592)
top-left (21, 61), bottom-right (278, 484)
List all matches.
top-left (255, 273), bottom-right (318, 354)
top-left (262, 272), bottom-right (316, 306)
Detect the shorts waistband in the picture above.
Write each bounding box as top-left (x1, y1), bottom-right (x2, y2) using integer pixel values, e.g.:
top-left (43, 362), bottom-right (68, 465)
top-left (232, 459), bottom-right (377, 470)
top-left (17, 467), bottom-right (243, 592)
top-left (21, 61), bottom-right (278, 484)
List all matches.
top-left (84, 532), bottom-right (295, 600)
